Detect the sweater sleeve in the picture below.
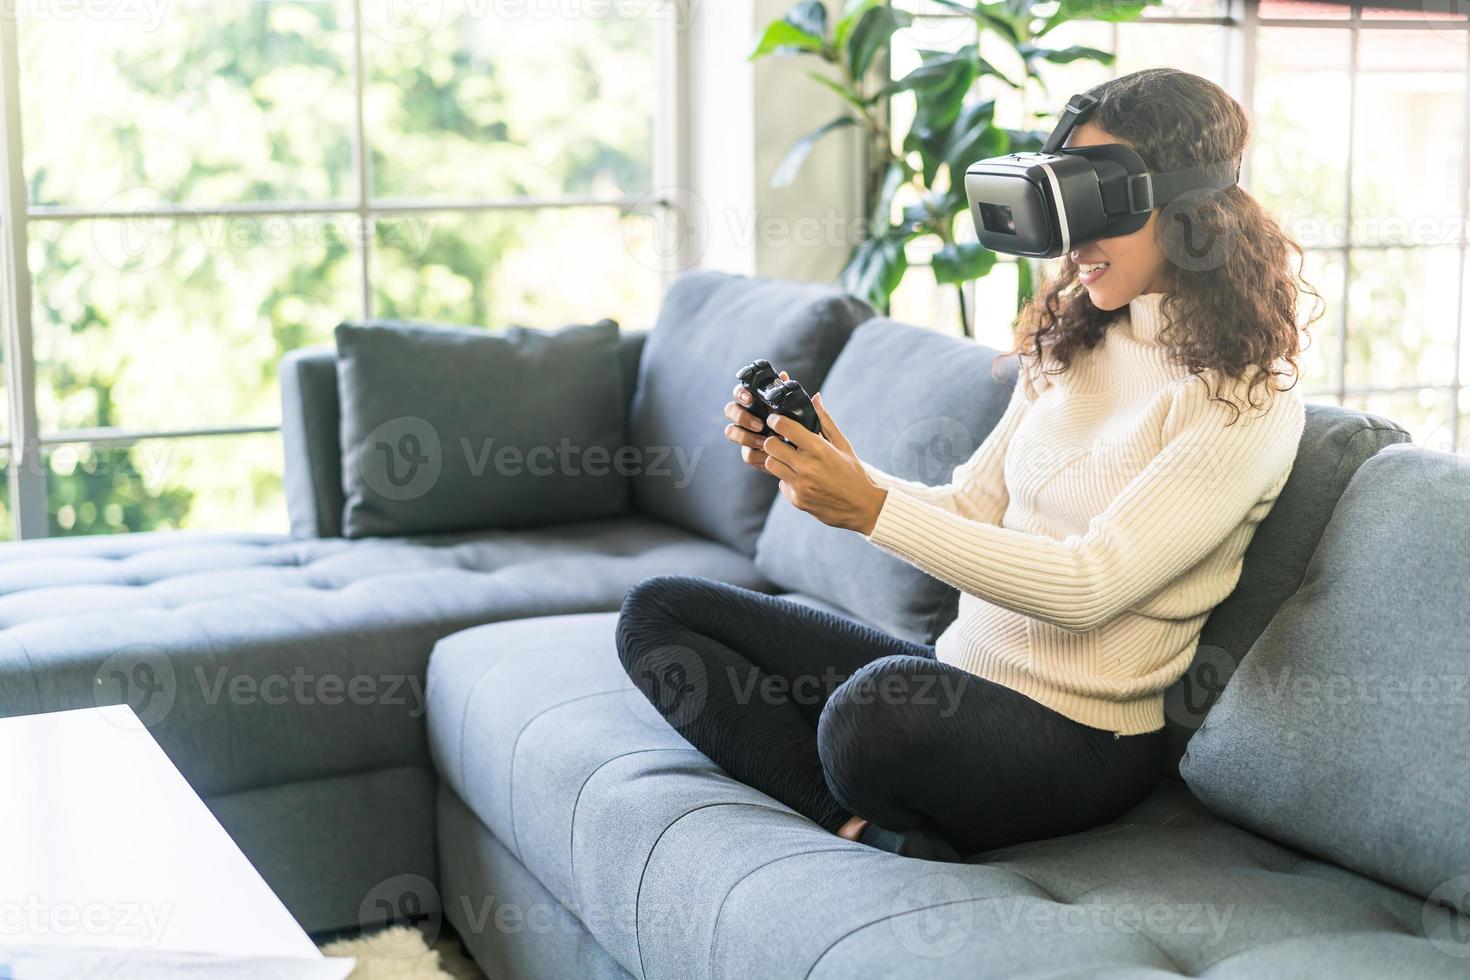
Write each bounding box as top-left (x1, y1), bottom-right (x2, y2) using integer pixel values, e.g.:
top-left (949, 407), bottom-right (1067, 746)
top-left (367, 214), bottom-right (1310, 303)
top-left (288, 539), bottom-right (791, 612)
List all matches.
top-left (865, 375), bottom-right (1306, 634)
top-left (859, 366), bottom-right (1035, 525)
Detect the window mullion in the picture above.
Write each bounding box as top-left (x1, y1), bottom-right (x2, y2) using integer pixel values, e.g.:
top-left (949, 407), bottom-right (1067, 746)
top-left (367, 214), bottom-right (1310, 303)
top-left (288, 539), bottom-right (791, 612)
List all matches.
top-left (0, 16), bottom-right (45, 540)
top-left (351, 0), bottom-right (373, 321)
top-left (1337, 2), bottom-right (1362, 407)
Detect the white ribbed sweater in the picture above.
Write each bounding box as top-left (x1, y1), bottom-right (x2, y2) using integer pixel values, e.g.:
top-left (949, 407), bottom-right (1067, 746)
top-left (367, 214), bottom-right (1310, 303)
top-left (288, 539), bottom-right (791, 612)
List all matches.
top-left (862, 292), bottom-right (1306, 735)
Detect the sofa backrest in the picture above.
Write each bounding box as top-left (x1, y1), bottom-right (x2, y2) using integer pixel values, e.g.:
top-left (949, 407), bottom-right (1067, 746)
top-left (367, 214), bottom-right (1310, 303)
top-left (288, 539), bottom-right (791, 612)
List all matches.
top-left (280, 331), bottom-right (651, 539)
top-left (1163, 402), bottom-right (1411, 772)
top-left (626, 271), bottom-right (874, 554)
top-left (1179, 443), bottom-right (1470, 914)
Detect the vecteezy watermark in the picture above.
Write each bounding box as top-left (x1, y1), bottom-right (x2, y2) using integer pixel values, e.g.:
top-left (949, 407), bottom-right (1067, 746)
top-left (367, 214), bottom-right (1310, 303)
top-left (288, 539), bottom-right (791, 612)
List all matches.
top-left (93, 645), bottom-right (178, 730)
top-left (193, 667), bottom-right (428, 718)
top-left (362, 0), bottom-right (697, 45)
top-left (355, 417), bottom-right (705, 504)
top-left (625, 187), bottom-right (707, 271)
top-left (359, 875), bottom-right (442, 956)
top-left (0, 898), bottom-right (173, 945)
top-left (1243, 664), bottom-right (1470, 712)
top-left (991, 896), bottom-right (1236, 947)
top-left (1157, 187), bottom-right (1236, 274)
top-left (1163, 645), bottom-right (1238, 731)
top-left (1284, 212), bottom-right (1469, 250)
top-left (889, 416), bottom-right (977, 485)
top-left (91, 187), bottom-right (178, 274)
top-left (357, 416), bottom-right (445, 504)
top-left (890, 871), bottom-right (976, 959)
top-left (1424, 876), bottom-right (1470, 959)
top-left (622, 642), bottom-right (708, 729)
top-left (0, 0), bottom-right (171, 31)
top-left (88, 199), bottom-right (437, 274)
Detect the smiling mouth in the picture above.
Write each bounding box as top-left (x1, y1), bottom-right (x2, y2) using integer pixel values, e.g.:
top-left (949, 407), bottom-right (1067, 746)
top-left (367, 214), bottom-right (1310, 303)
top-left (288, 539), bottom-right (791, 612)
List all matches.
top-left (1078, 261), bottom-right (1111, 284)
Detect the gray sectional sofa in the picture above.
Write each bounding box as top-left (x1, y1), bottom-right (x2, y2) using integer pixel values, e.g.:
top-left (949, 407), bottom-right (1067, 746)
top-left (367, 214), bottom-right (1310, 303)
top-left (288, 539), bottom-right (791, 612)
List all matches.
top-left (2, 270), bottom-right (1467, 978)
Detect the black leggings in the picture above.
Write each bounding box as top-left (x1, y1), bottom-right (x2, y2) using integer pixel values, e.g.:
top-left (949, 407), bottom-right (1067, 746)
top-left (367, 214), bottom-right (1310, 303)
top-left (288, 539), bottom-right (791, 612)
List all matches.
top-left (615, 575), bottom-right (1164, 855)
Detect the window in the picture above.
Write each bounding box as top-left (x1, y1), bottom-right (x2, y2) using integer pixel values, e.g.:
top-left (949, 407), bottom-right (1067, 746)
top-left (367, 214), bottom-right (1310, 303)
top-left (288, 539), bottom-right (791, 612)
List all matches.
top-left (890, 0), bottom-right (1470, 459)
top-left (0, 1), bottom-right (679, 539)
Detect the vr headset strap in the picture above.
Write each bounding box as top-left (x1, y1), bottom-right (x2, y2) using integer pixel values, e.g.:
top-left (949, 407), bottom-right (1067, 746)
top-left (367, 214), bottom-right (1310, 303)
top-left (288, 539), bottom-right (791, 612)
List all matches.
top-left (1099, 160), bottom-right (1239, 215)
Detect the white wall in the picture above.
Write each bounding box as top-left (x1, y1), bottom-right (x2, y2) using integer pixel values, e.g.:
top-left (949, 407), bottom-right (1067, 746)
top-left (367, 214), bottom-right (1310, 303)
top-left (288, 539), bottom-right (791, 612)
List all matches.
top-left (684, 0), bottom-right (865, 282)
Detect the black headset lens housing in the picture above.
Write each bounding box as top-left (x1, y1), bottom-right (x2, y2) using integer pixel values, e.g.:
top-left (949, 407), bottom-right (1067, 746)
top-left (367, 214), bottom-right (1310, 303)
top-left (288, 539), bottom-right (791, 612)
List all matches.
top-left (964, 93), bottom-right (1238, 260)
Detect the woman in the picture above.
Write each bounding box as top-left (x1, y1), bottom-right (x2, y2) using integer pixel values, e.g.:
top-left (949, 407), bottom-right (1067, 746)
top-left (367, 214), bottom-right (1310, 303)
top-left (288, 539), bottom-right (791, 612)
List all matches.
top-left (616, 68), bottom-right (1315, 859)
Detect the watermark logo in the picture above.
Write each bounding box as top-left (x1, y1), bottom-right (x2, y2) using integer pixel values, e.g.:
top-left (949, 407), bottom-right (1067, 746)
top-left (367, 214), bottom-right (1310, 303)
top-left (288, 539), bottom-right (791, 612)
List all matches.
top-left (1424, 876), bottom-right (1470, 959)
top-left (623, 643), bottom-right (707, 730)
top-left (359, 874), bottom-right (443, 955)
top-left (1164, 644), bottom-right (1237, 730)
top-left (1, 0), bottom-right (172, 31)
top-left (92, 187), bottom-right (177, 274)
top-left (890, 871), bottom-right (975, 958)
top-left (1157, 187), bottom-right (1234, 274)
top-left (93, 645), bottom-right (177, 729)
top-left (889, 416), bottom-right (975, 484)
top-left (362, 0), bottom-right (444, 45)
top-left (625, 187), bottom-right (707, 271)
top-left (357, 416), bottom-right (443, 503)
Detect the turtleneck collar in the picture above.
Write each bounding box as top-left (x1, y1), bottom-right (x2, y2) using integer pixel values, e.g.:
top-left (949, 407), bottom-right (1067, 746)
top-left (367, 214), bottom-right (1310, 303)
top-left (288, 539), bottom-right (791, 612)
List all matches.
top-left (1125, 291), bottom-right (1170, 345)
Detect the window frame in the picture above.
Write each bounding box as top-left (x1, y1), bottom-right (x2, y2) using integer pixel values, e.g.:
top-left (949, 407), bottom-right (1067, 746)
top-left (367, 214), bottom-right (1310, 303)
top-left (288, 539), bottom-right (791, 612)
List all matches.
top-left (901, 0), bottom-right (1468, 449)
top-left (0, 0), bottom-right (690, 539)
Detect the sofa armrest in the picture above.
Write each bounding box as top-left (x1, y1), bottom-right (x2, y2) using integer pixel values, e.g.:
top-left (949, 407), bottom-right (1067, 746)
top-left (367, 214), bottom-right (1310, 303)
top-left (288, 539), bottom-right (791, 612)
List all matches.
top-left (280, 347), bottom-right (344, 539)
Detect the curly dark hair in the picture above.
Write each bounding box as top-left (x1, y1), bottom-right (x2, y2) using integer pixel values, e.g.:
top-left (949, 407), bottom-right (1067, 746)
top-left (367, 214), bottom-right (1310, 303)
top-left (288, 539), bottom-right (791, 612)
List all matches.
top-left (1004, 68), bottom-right (1320, 423)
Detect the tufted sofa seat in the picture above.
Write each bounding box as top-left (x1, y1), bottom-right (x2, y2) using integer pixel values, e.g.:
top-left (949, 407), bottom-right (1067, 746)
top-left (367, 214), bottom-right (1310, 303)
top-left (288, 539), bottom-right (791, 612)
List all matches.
top-left (428, 612), bottom-right (1468, 980)
top-left (0, 521), bottom-right (768, 929)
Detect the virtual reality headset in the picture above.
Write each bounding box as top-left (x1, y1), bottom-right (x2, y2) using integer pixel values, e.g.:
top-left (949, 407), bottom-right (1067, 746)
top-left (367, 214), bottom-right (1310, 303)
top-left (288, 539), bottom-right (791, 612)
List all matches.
top-left (964, 93), bottom-right (1240, 259)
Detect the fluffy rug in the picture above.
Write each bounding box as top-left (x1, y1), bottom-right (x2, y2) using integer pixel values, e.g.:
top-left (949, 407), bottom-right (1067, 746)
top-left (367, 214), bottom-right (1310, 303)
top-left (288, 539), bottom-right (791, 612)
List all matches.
top-left (319, 926), bottom-right (482, 979)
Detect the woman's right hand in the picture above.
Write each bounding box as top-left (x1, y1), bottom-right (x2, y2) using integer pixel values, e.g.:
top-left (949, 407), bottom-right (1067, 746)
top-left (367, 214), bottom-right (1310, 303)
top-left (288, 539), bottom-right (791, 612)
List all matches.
top-left (724, 370), bottom-right (788, 473)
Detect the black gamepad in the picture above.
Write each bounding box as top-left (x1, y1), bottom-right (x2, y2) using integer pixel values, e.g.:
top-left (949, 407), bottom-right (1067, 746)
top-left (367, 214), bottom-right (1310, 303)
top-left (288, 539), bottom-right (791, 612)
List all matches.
top-left (735, 358), bottom-right (822, 442)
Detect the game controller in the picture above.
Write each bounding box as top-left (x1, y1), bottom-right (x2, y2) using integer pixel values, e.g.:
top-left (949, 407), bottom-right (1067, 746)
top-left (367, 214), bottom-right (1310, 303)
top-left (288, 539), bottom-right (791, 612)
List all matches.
top-left (735, 358), bottom-right (822, 442)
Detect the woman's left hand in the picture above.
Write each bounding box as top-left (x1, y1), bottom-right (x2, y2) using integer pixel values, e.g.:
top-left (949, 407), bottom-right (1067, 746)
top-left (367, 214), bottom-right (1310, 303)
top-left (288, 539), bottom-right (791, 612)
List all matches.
top-left (762, 393), bottom-right (888, 536)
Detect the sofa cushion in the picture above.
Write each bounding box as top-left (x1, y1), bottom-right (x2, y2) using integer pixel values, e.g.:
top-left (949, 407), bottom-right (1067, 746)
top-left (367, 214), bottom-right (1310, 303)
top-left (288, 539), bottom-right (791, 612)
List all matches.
top-left (426, 614), bottom-right (1470, 980)
top-left (336, 318), bottom-right (626, 539)
top-left (0, 519), bottom-right (769, 801)
top-left (754, 319), bottom-right (1019, 643)
top-left (1163, 404), bottom-right (1411, 769)
top-left (627, 270), bottom-right (872, 555)
top-left (1181, 444), bottom-right (1470, 915)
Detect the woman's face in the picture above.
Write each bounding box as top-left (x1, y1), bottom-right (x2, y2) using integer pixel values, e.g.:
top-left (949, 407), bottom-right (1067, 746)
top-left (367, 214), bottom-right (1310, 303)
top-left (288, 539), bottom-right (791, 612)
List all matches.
top-left (1063, 121), bottom-right (1170, 310)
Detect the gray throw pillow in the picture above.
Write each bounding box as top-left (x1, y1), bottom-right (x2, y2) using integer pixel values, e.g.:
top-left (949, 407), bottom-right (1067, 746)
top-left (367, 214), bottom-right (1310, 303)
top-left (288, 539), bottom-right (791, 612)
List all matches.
top-left (755, 319), bottom-right (1019, 643)
top-left (336, 318), bottom-right (626, 539)
top-left (1163, 406), bottom-right (1411, 772)
top-left (1180, 444), bottom-right (1470, 914)
top-left (627, 270), bottom-right (873, 555)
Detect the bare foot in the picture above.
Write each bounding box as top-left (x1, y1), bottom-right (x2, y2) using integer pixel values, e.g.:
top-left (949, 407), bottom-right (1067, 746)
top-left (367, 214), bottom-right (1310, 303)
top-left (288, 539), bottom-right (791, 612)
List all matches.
top-left (836, 815), bottom-right (868, 841)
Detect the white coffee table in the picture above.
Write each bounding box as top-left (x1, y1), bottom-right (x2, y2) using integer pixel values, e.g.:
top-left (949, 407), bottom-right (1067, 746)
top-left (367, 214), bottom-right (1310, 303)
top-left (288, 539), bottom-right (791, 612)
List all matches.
top-left (0, 705), bottom-right (354, 979)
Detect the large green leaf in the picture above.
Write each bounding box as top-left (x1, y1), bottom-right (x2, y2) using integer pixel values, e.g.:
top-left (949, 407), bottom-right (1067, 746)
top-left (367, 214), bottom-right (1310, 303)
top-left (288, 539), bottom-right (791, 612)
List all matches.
top-left (1042, 0), bottom-right (1157, 33)
top-left (842, 234), bottom-right (911, 309)
top-left (927, 0), bottom-right (1024, 45)
top-left (932, 241), bottom-right (998, 285)
top-left (1018, 43), bottom-right (1115, 80)
top-left (750, 20), bottom-right (826, 59)
top-left (941, 99), bottom-right (1004, 179)
top-left (869, 160), bottom-right (909, 234)
top-left (834, 0), bottom-right (885, 53)
top-left (771, 116), bottom-right (861, 187)
top-left (891, 50), bottom-right (982, 135)
top-left (785, 1), bottom-right (830, 40)
top-left (805, 70), bottom-right (872, 111)
top-left (846, 6), bottom-right (913, 78)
